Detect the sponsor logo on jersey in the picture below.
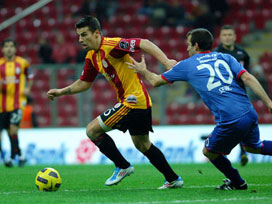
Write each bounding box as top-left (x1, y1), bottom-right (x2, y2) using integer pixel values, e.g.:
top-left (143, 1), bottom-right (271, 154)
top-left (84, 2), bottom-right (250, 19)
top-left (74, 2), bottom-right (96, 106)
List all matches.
top-left (110, 74), bottom-right (115, 79)
top-left (102, 60), bottom-right (108, 68)
top-left (119, 41), bottom-right (129, 49)
top-left (129, 40), bottom-right (136, 52)
top-left (219, 85), bottom-right (232, 94)
top-left (4, 76), bottom-right (17, 84)
top-left (15, 67), bottom-right (21, 74)
top-left (126, 95), bottom-right (137, 104)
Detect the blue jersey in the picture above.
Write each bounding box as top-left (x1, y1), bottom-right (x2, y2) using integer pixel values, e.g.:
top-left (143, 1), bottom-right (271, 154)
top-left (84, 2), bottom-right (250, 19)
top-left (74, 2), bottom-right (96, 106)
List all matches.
top-left (162, 51), bottom-right (253, 123)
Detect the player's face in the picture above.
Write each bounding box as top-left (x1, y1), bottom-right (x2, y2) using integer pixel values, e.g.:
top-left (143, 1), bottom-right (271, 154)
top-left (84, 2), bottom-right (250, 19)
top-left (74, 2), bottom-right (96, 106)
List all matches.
top-left (2, 42), bottom-right (16, 59)
top-left (186, 35), bottom-right (196, 57)
top-left (220, 29), bottom-right (236, 47)
top-left (77, 27), bottom-right (100, 51)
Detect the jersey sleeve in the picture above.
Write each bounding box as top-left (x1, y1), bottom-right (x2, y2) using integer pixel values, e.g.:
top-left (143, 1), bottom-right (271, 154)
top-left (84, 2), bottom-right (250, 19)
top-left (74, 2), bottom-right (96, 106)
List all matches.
top-left (115, 38), bottom-right (141, 53)
top-left (80, 58), bottom-right (98, 82)
top-left (161, 61), bottom-right (188, 83)
top-left (228, 55), bottom-right (247, 80)
top-left (23, 59), bottom-right (33, 80)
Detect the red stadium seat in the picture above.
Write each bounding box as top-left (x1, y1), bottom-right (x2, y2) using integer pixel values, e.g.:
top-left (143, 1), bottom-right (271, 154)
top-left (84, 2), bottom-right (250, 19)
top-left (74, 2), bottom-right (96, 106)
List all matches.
top-left (92, 103), bottom-right (109, 118)
top-left (255, 9), bottom-right (272, 29)
top-left (246, 0), bottom-right (263, 10)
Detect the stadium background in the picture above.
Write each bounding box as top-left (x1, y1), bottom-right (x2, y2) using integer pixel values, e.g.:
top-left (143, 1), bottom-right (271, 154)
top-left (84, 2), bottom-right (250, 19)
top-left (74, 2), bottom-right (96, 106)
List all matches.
top-left (0, 0), bottom-right (272, 165)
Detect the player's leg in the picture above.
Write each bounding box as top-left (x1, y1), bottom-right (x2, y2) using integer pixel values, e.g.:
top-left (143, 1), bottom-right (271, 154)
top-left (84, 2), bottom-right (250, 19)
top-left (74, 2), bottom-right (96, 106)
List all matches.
top-left (241, 121), bottom-right (272, 156)
top-left (0, 130), bottom-right (3, 160)
top-left (86, 117), bottom-right (130, 169)
top-left (87, 104), bottom-right (132, 186)
top-left (203, 147), bottom-right (247, 190)
top-left (131, 134), bottom-right (183, 189)
top-left (128, 107), bottom-right (182, 189)
top-left (203, 121), bottom-right (249, 190)
top-left (0, 113), bottom-right (7, 161)
top-left (9, 124), bottom-right (21, 159)
top-left (6, 109), bottom-right (25, 167)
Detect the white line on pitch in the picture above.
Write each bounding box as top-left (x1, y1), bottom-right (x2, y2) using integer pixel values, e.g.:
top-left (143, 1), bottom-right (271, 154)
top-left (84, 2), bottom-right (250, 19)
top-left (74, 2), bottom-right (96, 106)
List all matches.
top-left (0, 183), bottom-right (272, 195)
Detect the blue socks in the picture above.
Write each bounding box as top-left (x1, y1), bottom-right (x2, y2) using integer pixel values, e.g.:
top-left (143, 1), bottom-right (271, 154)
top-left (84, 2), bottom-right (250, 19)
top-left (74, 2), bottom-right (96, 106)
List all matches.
top-left (210, 155), bottom-right (245, 187)
top-left (261, 140), bottom-right (272, 155)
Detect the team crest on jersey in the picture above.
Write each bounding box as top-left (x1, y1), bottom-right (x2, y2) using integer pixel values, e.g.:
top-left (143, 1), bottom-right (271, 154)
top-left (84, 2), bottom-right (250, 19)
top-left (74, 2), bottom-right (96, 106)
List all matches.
top-left (119, 41), bottom-right (129, 49)
top-left (102, 60), bottom-right (108, 68)
top-left (110, 74), bottom-right (115, 79)
top-left (15, 67), bottom-right (21, 74)
top-left (126, 95), bottom-right (137, 104)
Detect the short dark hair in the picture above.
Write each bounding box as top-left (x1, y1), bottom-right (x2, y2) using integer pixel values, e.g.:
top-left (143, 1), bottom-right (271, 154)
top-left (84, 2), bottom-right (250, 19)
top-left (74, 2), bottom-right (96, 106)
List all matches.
top-left (1, 38), bottom-right (17, 48)
top-left (186, 28), bottom-right (213, 51)
top-left (220, 25), bottom-right (236, 33)
top-left (75, 16), bottom-right (102, 33)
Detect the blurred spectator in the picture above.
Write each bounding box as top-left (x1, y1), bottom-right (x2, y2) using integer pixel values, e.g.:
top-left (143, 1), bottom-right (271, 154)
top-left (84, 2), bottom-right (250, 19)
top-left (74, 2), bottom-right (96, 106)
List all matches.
top-left (213, 25), bottom-right (250, 71)
top-left (21, 96), bottom-right (39, 128)
top-left (188, 0), bottom-right (216, 34)
top-left (74, 0), bottom-right (96, 17)
top-left (150, 0), bottom-right (168, 27)
top-left (52, 34), bottom-right (77, 64)
top-left (38, 37), bottom-right (55, 64)
top-left (248, 63), bottom-right (269, 101)
top-left (138, 0), bottom-right (155, 16)
top-left (167, 0), bottom-right (186, 27)
top-left (206, 0), bottom-right (229, 26)
top-left (74, 0), bottom-right (117, 24)
top-left (96, 0), bottom-right (117, 23)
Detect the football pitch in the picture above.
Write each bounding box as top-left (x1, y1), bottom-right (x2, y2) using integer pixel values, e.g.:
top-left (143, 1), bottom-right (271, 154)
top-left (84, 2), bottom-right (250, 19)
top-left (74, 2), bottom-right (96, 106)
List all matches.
top-left (0, 163), bottom-right (271, 204)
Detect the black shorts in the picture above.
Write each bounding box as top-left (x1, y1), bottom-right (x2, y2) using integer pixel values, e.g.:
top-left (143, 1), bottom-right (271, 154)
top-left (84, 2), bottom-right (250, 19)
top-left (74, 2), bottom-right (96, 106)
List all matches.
top-left (98, 103), bottom-right (153, 135)
top-left (0, 109), bottom-right (23, 130)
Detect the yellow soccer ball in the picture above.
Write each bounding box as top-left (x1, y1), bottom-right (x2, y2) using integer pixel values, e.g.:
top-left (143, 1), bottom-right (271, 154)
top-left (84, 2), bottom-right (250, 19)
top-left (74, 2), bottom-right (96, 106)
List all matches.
top-left (35, 167), bottom-right (62, 191)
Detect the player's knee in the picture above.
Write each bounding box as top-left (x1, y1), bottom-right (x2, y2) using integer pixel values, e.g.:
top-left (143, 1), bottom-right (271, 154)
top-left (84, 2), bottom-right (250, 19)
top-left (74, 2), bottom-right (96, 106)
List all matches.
top-left (134, 141), bottom-right (150, 153)
top-left (9, 125), bottom-right (18, 135)
top-left (202, 147), bottom-right (209, 157)
top-left (202, 147), bottom-right (215, 159)
top-left (86, 126), bottom-right (98, 141)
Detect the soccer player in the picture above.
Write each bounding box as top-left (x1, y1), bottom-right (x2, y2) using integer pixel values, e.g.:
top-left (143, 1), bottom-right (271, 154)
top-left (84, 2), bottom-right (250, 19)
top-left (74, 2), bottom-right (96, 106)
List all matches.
top-left (127, 28), bottom-right (272, 190)
top-left (213, 25), bottom-right (251, 166)
top-left (0, 39), bottom-right (33, 167)
top-left (47, 16), bottom-right (182, 189)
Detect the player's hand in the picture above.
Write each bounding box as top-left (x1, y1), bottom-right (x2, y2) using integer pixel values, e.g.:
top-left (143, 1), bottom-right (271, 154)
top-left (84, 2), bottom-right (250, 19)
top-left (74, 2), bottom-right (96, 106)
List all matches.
top-left (47, 89), bottom-right (62, 101)
top-left (164, 59), bottom-right (177, 70)
top-left (126, 54), bottom-right (147, 73)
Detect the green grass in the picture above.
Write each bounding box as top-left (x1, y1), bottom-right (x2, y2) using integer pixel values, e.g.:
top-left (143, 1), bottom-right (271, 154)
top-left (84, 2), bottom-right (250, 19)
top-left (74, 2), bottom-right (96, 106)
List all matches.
top-left (0, 163), bottom-right (272, 204)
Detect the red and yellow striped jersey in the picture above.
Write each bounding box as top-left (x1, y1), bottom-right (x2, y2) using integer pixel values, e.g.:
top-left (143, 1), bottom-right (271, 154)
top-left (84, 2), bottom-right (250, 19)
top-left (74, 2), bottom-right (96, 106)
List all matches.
top-left (0, 56), bottom-right (33, 112)
top-left (80, 37), bottom-right (152, 109)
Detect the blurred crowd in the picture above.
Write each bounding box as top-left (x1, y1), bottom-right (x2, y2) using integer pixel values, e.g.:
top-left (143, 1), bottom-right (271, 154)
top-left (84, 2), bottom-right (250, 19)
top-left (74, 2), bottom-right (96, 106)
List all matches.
top-left (37, 0), bottom-right (230, 64)
top-left (138, 0), bottom-right (229, 34)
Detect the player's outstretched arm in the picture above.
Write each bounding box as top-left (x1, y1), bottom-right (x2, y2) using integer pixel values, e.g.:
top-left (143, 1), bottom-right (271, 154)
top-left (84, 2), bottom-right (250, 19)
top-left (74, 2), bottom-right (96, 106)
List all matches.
top-left (139, 39), bottom-right (177, 70)
top-left (126, 55), bottom-right (167, 87)
top-left (47, 79), bottom-right (92, 101)
top-left (241, 71), bottom-right (272, 112)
